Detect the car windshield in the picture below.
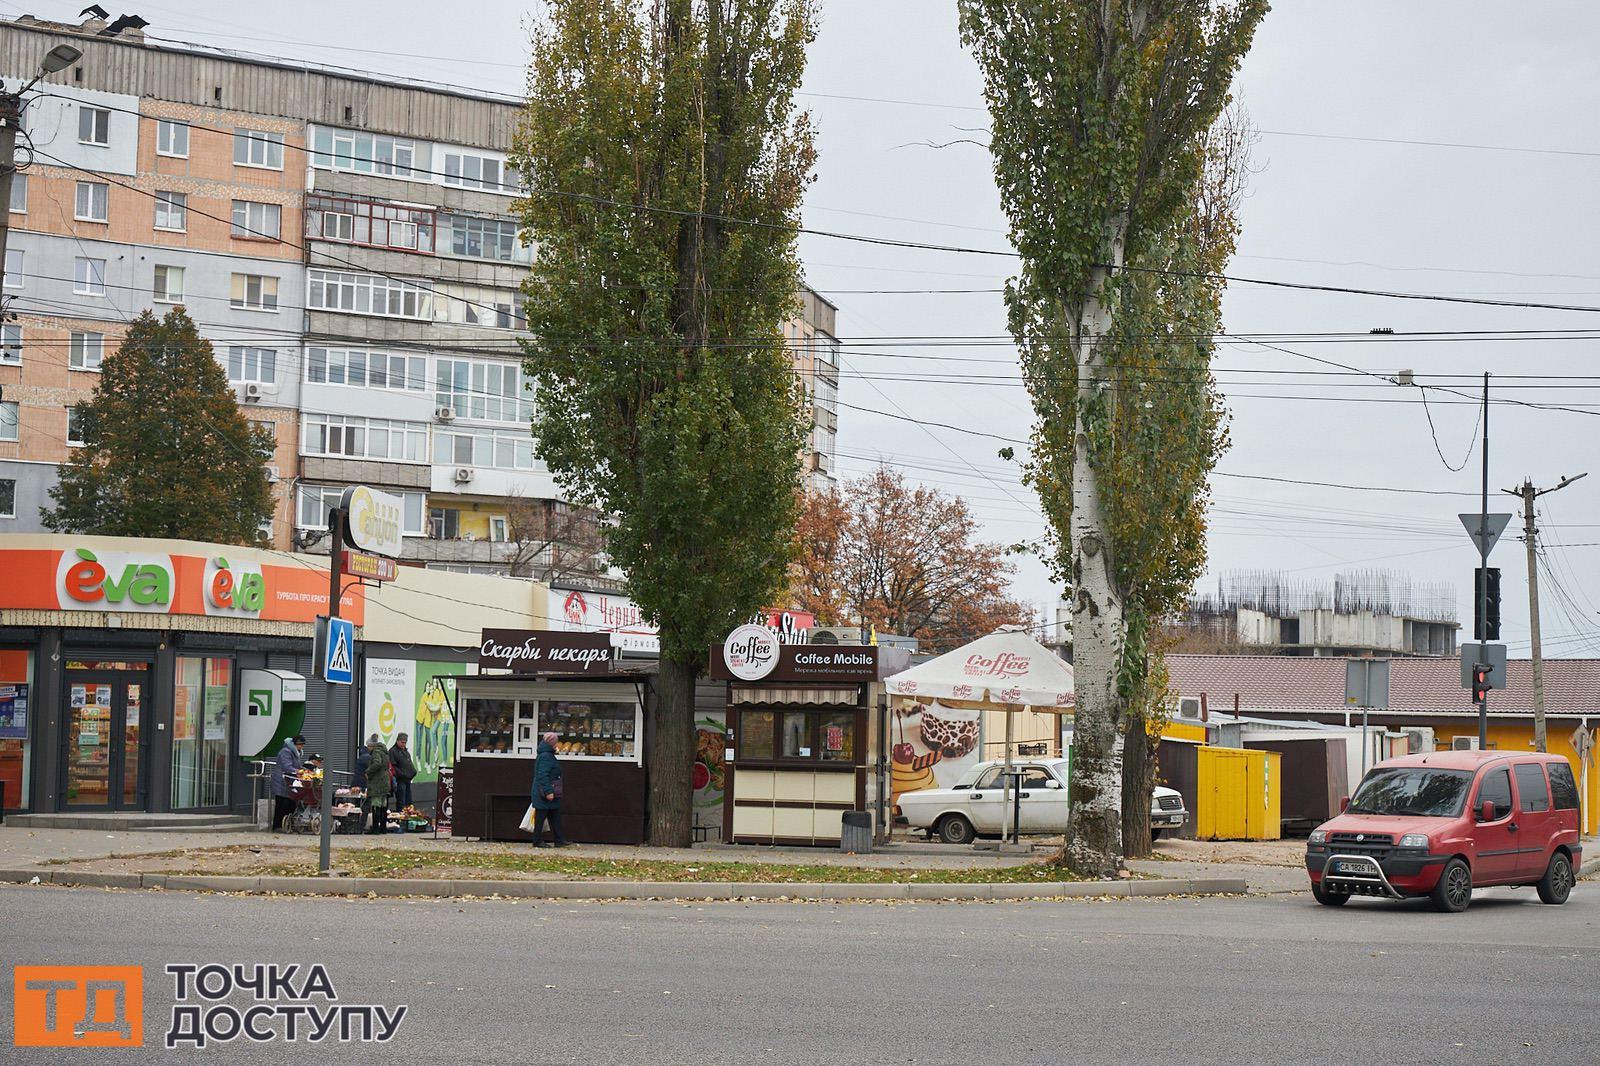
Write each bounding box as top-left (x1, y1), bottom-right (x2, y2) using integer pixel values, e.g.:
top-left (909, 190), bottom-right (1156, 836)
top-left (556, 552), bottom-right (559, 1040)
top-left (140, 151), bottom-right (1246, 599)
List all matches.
top-left (1346, 767), bottom-right (1474, 817)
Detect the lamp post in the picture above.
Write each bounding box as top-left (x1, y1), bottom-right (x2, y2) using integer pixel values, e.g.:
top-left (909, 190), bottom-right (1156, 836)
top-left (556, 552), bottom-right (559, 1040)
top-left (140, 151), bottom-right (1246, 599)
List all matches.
top-left (0, 44), bottom-right (83, 295)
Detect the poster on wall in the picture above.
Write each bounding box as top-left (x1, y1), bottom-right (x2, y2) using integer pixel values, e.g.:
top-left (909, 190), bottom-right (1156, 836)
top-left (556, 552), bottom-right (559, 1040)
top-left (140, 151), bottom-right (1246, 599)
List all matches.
top-left (693, 713), bottom-right (727, 831)
top-left (363, 659), bottom-right (472, 784)
top-left (0, 685), bottom-right (28, 739)
top-left (890, 699), bottom-right (982, 809)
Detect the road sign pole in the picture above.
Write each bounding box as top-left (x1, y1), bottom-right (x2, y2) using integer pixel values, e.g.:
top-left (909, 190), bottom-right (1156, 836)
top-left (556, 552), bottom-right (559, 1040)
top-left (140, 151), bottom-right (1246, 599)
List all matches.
top-left (320, 507), bottom-right (346, 876)
top-left (1477, 372), bottom-right (1489, 750)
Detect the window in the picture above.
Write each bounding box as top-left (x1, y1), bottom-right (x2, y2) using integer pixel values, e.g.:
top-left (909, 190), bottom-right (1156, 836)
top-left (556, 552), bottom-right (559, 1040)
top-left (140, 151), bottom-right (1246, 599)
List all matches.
top-left (153, 265), bottom-right (184, 303)
top-left (74, 257), bottom-right (107, 296)
top-left (779, 711), bottom-right (811, 759)
top-left (306, 195), bottom-right (434, 253)
top-left (447, 214), bottom-right (528, 263)
top-left (0, 401), bottom-right (16, 442)
top-left (154, 190), bottom-right (187, 231)
top-left (1512, 763), bottom-right (1551, 813)
top-left (9, 172), bottom-right (25, 213)
top-left (436, 427), bottom-right (537, 470)
top-left (231, 200), bottom-right (281, 241)
top-left (1477, 767), bottom-right (1512, 821)
top-left (3, 249), bottom-right (19, 290)
top-left (227, 346), bottom-right (276, 383)
top-left (0, 324), bottom-right (19, 364)
top-left (69, 331), bottom-right (104, 370)
top-left (310, 127), bottom-right (419, 178)
top-left (78, 106), bottom-right (110, 145)
top-left (74, 181), bottom-right (109, 223)
top-left (301, 413), bottom-right (428, 462)
top-left (428, 507), bottom-right (459, 540)
top-left (0, 478), bottom-right (14, 517)
top-left (434, 359), bottom-right (533, 422)
top-left (306, 346), bottom-right (424, 391)
top-left (66, 406), bottom-right (86, 445)
top-left (1549, 762), bottom-right (1580, 810)
top-left (172, 657), bottom-right (231, 808)
top-left (462, 698), bottom-right (522, 755)
top-left (739, 710), bottom-right (774, 760)
top-left (156, 119), bottom-right (189, 158)
top-left (234, 128), bottom-right (284, 169)
top-left (819, 711), bottom-right (856, 762)
top-left (442, 149), bottom-right (520, 193)
top-left (230, 273), bottom-right (279, 311)
top-left (541, 701), bottom-right (638, 759)
top-left (298, 484), bottom-right (425, 535)
top-left (307, 269), bottom-right (433, 319)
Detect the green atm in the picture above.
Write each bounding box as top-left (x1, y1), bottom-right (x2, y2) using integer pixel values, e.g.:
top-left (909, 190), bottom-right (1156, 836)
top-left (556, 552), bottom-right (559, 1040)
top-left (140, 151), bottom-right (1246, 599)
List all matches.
top-left (238, 669), bottom-right (308, 759)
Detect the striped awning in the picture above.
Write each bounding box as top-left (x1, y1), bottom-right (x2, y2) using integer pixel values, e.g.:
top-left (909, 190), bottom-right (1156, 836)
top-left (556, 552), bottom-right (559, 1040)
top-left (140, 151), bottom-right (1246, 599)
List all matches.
top-left (730, 685), bottom-right (861, 707)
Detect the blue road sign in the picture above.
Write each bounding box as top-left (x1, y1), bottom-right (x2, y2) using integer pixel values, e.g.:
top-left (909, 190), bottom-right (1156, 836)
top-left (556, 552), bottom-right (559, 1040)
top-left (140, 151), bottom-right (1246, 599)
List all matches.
top-left (323, 616), bottom-right (355, 685)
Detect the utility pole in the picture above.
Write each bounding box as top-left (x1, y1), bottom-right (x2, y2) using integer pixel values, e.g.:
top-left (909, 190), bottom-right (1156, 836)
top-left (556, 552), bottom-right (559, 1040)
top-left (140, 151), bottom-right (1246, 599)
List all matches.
top-left (1505, 472), bottom-right (1588, 752)
top-left (320, 505), bottom-right (347, 875)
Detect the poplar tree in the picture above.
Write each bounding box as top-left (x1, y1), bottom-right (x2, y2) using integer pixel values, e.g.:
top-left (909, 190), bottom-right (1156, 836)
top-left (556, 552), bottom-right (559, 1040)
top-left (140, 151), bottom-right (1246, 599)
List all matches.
top-left (513, 0), bottom-right (816, 845)
top-left (44, 308), bottom-right (274, 545)
top-left (961, 0), bottom-right (1267, 874)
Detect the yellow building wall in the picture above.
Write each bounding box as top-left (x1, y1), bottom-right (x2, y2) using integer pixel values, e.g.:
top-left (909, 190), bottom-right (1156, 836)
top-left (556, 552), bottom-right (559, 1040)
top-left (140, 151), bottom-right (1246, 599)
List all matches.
top-left (979, 708), bottom-right (1062, 760)
top-left (1195, 746), bottom-right (1281, 841)
top-left (1435, 722), bottom-right (1600, 836)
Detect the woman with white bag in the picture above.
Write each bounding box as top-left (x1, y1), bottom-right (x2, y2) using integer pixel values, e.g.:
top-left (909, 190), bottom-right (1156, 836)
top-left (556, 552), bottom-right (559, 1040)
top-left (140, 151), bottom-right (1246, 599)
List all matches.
top-left (522, 731), bottom-right (567, 847)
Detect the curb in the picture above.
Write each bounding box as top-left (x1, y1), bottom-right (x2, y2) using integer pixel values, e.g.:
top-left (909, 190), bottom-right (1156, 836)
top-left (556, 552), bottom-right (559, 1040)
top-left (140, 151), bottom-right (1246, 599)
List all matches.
top-left (1579, 855), bottom-right (1600, 881)
top-left (0, 868), bottom-right (1248, 901)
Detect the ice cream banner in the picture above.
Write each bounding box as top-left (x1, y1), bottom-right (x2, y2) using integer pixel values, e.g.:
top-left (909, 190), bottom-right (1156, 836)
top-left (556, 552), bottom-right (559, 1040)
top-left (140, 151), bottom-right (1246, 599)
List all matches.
top-left (363, 659), bottom-right (472, 784)
top-left (0, 545), bottom-right (363, 624)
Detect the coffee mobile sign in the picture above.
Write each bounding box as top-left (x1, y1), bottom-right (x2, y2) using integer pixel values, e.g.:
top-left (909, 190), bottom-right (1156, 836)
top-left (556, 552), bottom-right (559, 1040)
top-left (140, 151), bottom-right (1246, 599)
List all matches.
top-left (478, 629), bottom-right (615, 675)
top-left (710, 628), bottom-right (879, 684)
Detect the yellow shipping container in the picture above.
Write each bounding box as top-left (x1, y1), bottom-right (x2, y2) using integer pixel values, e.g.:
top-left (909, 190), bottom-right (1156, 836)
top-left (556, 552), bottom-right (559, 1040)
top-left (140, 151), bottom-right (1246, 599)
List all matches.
top-left (1195, 746), bottom-right (1282, 840)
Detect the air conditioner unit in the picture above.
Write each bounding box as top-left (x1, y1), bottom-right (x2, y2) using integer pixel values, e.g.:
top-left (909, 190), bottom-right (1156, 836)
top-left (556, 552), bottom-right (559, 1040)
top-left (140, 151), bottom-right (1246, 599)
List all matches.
top-left (265, 465), bottom-right (280, 483)
top-left (241, 382), bottom-right (263, 403)
top-left (809, 626), bottom-right (865, 645)
top-left (434, 406), bottom-right (456, 422)
top-left (453, 467), bottom-right (474, 484)
top-left (1178, 696), bottom-right (1203, 720)
top-left (1451, 735), bottom-right (1480, 751)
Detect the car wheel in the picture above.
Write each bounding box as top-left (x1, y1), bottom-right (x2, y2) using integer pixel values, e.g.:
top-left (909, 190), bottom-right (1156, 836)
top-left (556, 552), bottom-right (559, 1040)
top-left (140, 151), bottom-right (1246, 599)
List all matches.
top-left (1311, 883), bottom-right (1349, 907)
top-left (1430, 858), bottom-right (1473, 913)
top-left (1536, 852), bottom-right (1574, 905)
top-left (937, 814), bottom-right (976, 846)
top-left (1150, 828), bottom-right (1163, 842)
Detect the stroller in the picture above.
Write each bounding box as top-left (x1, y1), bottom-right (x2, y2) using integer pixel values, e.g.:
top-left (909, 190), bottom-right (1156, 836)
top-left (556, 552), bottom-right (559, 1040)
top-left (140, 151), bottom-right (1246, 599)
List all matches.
top-left (281, 761), bottom-right (324, 835)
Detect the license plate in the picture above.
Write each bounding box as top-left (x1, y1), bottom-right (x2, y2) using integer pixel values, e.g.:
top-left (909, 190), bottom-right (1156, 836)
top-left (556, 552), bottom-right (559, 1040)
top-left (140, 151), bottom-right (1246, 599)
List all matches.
top-left (1335, 860), bottom-right (1376, 875)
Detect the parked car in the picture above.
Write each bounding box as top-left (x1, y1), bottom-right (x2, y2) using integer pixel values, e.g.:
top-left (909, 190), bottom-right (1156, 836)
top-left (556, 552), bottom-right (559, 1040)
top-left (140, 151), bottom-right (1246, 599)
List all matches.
top-left (1305, 750), bottom-right (1583, 913)
top-left (898, 757), bottom-right (1189, 844)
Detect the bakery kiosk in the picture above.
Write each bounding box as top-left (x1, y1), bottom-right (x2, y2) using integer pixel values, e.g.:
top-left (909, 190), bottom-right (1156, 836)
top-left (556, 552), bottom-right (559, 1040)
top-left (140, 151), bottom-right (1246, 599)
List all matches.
top-left (453, 629), bottom-right (654, 844)
top-left (712, 626), bottom-right (909, 847)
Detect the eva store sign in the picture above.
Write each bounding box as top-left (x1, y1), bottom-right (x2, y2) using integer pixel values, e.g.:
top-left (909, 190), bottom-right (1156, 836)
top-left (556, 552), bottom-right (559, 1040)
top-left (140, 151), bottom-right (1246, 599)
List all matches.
top-left (58, 550), bottom-right (266, 617)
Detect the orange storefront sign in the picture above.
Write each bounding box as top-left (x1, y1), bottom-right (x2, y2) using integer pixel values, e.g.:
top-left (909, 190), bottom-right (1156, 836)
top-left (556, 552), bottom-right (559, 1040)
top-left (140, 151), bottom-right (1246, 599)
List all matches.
top-left (13, 966), bottom-right (143, 1048)
top-left (0, 547), bottom-right (363, 625)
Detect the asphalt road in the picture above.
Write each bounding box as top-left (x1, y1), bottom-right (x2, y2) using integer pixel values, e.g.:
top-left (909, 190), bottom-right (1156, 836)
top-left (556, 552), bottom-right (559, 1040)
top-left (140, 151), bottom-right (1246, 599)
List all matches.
top-left (3, 883), bottom-right (1597, 1064)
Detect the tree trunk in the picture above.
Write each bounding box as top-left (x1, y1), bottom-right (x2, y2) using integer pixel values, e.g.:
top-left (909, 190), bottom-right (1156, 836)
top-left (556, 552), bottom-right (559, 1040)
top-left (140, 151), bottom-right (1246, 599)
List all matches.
top-left (647, 651), bottom-right (697, 847)
top-left (1122, 703), bottom-right (1154, 859)
top-left (1061, 229), bottom-right (1128, 878)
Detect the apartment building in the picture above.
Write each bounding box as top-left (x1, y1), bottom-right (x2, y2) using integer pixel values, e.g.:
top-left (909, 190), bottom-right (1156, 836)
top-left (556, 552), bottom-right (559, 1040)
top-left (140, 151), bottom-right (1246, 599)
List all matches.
top-left (0, 12), bottom-right (840, 573)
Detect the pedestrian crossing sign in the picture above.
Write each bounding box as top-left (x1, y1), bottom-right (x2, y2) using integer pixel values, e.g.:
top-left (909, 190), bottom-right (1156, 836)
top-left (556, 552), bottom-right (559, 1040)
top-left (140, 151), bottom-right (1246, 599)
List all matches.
top-left (321, 616), bottom-right (355, 685)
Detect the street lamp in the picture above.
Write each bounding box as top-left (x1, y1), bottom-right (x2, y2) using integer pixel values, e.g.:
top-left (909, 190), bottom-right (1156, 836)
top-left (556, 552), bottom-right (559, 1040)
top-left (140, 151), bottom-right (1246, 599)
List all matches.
top-left (0, 44), bottom-right (84, 296)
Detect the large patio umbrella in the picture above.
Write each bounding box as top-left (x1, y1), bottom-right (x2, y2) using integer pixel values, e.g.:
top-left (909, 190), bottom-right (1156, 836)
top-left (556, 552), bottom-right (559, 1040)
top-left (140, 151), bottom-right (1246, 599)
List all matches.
top-left (884, 628), bottom-right (1074, 842)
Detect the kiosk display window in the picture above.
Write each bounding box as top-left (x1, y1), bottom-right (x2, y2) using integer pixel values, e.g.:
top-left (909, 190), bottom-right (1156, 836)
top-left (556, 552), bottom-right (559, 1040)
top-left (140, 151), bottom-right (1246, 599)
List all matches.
top-left (543, 700), bottom-right (637, 758)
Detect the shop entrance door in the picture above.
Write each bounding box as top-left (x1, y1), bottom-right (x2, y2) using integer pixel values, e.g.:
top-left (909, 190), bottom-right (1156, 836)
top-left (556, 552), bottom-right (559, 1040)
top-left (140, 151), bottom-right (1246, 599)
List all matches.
top-left (62, 667), bottom-right (149, 810)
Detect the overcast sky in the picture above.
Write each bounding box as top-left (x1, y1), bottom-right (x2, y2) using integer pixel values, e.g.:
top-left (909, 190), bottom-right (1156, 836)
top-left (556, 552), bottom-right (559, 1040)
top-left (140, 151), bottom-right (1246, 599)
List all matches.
top-left (74, 0), bottom-right (1600, 656)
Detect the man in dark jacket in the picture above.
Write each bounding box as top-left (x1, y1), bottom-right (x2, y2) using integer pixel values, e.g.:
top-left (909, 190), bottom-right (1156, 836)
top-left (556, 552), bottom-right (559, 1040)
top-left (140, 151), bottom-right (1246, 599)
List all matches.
top-left (389, 733), bottom-right (416, 811)
top-left (530, 732), bottom-right (566, 847)
top-left (269, 735), bottom-right (305, 831)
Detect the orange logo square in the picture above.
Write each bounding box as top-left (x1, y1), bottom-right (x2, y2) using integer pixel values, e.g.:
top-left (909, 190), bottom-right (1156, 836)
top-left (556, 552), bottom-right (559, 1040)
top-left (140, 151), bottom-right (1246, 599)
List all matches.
top-left (13, 966), bottom-right (143, 1048)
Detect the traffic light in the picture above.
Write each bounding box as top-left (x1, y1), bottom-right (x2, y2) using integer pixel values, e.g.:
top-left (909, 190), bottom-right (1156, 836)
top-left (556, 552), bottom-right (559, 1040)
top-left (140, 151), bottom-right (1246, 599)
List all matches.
top-left (1471, 665), bottom-right (1491, 703)
top-left (1474, 567), bottom-right (1501, 641)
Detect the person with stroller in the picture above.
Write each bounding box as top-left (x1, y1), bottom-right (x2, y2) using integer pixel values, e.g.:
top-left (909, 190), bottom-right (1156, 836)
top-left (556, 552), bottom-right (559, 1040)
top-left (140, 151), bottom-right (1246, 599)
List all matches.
top-left (269, 734), bottom-right (305, 831)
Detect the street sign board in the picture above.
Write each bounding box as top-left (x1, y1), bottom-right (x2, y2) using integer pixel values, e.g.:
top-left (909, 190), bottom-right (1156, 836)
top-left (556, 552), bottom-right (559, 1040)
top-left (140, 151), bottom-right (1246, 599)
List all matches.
top-left (340, 485), bottom-right (405, 558)
top-left (1458, 513), bottom-right (1512, 556)
top-left (1460, 642), bottom-right (1507, 690)
top-left (1344, 659), bottom-right (1390, 708)
top-left (341, 550), bottom-right (398, 582)
top-left (319, 615), bottom-right (355, 685)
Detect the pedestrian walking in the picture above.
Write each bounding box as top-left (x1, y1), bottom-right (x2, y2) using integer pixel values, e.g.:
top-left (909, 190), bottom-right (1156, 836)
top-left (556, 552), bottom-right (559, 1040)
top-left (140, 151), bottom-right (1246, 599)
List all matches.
top-left (366, 736), bottom-right (392, 834)
top-left (531, 732), bottom-right (566, 847)
top-left (389, 732), bottom-right (416, 811)
top-left (269, 734), bottom-right (305, 831)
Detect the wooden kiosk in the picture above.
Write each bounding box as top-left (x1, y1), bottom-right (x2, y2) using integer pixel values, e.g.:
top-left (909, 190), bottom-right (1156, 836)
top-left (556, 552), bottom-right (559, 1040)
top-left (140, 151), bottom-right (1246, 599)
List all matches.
top-left (711, 626), bottom-right (908, 847)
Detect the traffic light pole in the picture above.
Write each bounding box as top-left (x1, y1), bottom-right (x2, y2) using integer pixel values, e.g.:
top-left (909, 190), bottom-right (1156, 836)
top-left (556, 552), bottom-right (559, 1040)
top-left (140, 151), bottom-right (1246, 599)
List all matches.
top-left (1476, 373), bottom-right (1489, 751)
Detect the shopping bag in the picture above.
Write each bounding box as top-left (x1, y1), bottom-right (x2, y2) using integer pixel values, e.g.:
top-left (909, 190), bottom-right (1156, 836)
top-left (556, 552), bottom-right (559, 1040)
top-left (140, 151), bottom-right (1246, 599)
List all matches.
top-left (518, 804), bottom-right (538, 834)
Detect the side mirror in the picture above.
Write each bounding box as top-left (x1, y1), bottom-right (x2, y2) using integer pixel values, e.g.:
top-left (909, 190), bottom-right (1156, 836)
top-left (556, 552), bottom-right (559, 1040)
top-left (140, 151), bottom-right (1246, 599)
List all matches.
top-left (1480, 799), bottom-right (1496, 823)
top-left (1045, 779), bottom-right (1062, 789)
top-left (1339, 796), bottom-right (1350, 813)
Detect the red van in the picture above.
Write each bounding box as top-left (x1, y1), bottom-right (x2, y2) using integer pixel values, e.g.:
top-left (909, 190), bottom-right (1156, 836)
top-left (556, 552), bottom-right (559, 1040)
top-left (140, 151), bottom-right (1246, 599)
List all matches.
top-left (1305, 750), bottom-right (1583, 912)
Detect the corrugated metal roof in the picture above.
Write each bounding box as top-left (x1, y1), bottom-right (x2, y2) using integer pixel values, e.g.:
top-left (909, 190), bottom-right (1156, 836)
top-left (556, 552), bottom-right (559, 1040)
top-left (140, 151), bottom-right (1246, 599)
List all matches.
top-left (1166, 654), bottom-right (1600, 715)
